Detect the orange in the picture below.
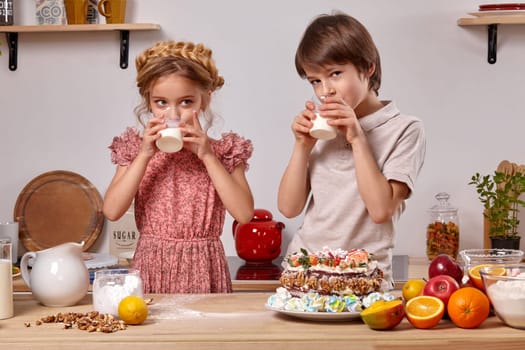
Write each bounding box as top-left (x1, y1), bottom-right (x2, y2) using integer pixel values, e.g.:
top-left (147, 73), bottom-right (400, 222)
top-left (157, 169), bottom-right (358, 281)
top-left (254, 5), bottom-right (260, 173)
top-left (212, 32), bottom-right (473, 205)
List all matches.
top-left (118, 295), bottom-right (148, 325)
top-left (447, 287), bottom-right (490, 329)
top-left (405, 295), bottom-right (445, 329)
top-left (468, 264), bottom-right (506, 290)
top-left (402, 279), bottom-right (426, 301)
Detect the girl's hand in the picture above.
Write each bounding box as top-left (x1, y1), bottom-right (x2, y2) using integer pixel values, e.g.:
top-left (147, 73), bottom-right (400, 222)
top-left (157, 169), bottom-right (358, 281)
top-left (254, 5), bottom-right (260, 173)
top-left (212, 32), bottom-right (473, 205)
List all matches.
top-left (180, 110), bottom-right (213, 160)
top-left (319, 96), bottom-right (365, 144)
top-left (291, 100), bottom-right (318, 149)
top-left (140, 114), bottom-right (165, 157)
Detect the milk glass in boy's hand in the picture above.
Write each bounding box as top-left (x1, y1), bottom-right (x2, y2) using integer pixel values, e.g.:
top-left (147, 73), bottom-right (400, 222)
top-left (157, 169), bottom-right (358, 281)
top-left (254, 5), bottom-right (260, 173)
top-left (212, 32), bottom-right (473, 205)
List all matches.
top-left (309, 95), bottom-right (337, 140)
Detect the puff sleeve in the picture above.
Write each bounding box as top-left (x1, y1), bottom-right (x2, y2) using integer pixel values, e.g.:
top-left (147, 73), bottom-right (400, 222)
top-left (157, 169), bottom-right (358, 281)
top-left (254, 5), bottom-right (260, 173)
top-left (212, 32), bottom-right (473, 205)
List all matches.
top-left (216, 132), bottom-right (253, 173)
top-left (108, 127), bottom-right (141, 166)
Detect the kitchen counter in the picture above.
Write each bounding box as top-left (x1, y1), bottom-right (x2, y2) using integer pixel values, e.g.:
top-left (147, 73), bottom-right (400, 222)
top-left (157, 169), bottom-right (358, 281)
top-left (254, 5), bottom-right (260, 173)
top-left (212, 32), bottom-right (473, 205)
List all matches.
top-left (1, 292), bottom-right (524, 350)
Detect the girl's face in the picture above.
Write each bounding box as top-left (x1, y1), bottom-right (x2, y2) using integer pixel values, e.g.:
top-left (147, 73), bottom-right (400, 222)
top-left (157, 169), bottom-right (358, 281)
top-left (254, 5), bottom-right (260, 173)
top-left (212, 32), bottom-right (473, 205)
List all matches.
top-left (149, 73), bottom-right (207, 125)
top-left (304, 62), bottom-right (373, 109)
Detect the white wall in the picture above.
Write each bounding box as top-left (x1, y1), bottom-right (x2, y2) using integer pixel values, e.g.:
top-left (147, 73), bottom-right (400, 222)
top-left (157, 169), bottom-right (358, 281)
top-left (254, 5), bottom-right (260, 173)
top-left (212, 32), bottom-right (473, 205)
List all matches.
top-left (1, 0), bottom-right (524, 258)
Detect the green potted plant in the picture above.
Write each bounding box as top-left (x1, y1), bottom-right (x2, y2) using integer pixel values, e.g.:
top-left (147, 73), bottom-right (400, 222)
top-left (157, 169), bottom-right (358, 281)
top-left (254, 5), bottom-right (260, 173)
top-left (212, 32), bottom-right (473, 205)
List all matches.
top-left (469, 169), bottom-right (525, 249)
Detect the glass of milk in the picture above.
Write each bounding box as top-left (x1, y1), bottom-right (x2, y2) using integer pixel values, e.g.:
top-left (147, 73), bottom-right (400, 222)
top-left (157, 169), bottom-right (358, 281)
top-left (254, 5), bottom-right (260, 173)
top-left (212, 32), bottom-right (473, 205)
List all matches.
top-left (155, 108), bottom-right (183, 153)
top-left (0, 239), bottom-right (13, 319)
top-left (308, 95), bottom-right (337, 140)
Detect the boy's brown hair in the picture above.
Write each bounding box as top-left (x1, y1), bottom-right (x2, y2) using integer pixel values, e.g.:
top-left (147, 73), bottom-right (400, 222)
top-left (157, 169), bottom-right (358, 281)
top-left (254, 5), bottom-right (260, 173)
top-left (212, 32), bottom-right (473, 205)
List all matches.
top-left (295, 12), bottom-right (381, 95)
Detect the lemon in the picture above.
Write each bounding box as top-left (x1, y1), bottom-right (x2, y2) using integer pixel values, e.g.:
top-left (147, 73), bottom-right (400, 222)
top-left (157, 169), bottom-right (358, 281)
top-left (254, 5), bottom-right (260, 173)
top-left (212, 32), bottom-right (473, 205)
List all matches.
top-left (402, 279), bottom-right (426, 301)
top-left (118, 295), bottom-right (148, 325)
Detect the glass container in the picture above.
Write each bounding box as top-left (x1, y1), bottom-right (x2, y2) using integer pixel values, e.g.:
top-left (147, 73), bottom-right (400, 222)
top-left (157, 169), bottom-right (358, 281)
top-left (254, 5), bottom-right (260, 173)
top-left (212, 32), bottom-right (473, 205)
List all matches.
top-left (426, 192), bottom-right (460, 260)
top-left (92, 268), bottom-right (143, 317)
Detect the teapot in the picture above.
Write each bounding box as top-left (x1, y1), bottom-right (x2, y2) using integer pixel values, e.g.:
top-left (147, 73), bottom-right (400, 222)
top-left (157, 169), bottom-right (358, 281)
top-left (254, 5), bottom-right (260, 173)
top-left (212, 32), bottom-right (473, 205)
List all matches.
top-left (20, 242), bottom-right (89, 307)
top-left (232, 208), bottom-right (284, 264)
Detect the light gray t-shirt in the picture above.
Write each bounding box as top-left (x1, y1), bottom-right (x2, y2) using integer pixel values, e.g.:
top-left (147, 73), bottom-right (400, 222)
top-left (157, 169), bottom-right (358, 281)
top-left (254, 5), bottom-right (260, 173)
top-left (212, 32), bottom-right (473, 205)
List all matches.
top-left (285, 101), bottom-right (426, 287)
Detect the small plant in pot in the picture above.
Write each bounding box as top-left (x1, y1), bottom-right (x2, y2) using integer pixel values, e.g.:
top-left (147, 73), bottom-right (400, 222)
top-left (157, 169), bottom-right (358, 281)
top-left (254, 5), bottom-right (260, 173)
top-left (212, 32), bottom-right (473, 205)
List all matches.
top-left (469, 167), bottom-right (525, 249)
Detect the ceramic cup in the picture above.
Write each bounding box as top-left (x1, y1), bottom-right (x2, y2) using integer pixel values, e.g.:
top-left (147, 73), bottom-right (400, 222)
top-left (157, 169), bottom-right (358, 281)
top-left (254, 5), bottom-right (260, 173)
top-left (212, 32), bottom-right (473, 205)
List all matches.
top-left (97, 0), bottom-right (127, 24)
top-left (309, 96), bottom-right (337, 140)
top-left (63, 0), bottom-right (89, 24)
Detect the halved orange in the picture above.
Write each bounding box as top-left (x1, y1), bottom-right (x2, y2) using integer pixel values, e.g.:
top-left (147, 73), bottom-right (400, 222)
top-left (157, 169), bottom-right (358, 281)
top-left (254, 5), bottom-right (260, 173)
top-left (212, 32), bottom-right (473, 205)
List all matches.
top-left (405, 295), bottom-right (445, 329)
top-left (468, 264), bottom-right (506, 290)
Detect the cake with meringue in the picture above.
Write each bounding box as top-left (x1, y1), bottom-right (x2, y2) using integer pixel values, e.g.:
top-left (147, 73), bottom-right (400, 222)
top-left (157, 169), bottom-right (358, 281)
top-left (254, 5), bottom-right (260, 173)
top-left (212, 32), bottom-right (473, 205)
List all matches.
top-left (279, 247), bottom-right (384, 297)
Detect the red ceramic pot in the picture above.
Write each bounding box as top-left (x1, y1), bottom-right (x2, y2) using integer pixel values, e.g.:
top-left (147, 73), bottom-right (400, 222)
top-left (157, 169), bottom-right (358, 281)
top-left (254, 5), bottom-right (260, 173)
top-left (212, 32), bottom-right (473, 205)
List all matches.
top-left (232, 209), bottom-right (284, 264)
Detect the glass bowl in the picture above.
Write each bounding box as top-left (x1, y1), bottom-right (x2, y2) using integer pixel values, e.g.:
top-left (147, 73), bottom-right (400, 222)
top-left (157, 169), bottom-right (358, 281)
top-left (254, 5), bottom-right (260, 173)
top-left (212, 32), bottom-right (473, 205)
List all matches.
top-left (480, 264), bottom-right (525, 329)
top-left (459, 249), bottom-right (524, 269)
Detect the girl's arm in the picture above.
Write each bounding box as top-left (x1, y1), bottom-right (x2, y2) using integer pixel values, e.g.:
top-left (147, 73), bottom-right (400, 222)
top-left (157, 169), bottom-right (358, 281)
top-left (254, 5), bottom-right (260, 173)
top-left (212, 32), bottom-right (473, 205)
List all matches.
top-left (201, 154), bottom-right (254, 224)
top-left (103, 116), bottom-right (165, 221)
top-left (102, 152), bottom-right (152, 221)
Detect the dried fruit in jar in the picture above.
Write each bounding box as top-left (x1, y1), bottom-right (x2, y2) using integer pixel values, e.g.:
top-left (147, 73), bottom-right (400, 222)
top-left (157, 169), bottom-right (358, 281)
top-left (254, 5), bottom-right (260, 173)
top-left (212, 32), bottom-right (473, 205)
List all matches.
top-left (426, 221), bottom-right (459, 260)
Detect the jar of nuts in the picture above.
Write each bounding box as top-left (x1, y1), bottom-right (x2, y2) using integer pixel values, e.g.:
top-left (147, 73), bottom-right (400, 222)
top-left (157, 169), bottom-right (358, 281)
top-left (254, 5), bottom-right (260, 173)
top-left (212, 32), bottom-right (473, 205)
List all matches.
top-left (426, 192), bottom-right (460, 261)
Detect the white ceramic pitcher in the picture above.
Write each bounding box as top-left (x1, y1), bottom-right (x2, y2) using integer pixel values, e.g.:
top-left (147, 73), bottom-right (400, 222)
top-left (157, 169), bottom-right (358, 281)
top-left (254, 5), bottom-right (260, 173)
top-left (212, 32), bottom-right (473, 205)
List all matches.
top-left (20, 242), bottom-right (89, 307)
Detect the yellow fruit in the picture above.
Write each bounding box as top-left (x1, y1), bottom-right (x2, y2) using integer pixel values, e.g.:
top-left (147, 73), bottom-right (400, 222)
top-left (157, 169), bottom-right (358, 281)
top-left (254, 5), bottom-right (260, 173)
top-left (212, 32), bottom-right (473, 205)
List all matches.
top-left (360, 299), bottom-right (405, 330)
top-left (468, 264), bottom-right (506, 290)
top-left (402, 279), bottom-right (426, 301)
top-left (405, 295), bottom-right (444, 329)
top-left (118, 295), bottom-right (148, 325)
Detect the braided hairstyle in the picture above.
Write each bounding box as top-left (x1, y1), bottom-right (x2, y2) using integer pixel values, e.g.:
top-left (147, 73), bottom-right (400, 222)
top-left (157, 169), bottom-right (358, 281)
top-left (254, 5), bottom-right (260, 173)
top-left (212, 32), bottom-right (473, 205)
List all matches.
top-left (134, 41), bottom-right (224, 128)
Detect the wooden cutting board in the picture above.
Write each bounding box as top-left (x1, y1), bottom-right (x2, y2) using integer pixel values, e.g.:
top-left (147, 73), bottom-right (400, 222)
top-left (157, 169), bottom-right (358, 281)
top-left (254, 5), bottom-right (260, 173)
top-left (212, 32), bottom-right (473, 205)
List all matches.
top-left (14, 170), bottom-right (104, 252)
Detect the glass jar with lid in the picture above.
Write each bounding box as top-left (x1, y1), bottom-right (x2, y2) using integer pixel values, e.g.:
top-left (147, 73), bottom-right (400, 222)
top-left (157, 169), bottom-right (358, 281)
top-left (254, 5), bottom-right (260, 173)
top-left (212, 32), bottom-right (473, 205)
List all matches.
top-left (426, 192), bottom-right (460, 260)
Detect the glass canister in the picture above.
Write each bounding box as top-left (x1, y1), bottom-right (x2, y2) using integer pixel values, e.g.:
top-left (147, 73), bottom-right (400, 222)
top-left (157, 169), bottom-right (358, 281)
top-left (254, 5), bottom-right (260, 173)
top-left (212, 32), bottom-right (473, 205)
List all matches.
top-left (92, 268), bottom-right (144, 317)
top-left (426, 192), bottom-right (460, 260)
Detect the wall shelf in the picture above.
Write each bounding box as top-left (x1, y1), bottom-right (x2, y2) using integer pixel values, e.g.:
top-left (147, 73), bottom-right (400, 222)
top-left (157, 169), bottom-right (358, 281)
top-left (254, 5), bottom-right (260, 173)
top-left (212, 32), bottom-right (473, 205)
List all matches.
top-left (0, 23), bottom-right (161, 71)
top-left (457, 15), bottom-right (525, 64)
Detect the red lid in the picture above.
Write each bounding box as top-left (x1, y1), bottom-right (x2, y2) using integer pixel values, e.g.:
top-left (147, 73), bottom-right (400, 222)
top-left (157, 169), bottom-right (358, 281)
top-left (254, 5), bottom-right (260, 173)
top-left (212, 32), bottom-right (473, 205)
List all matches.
top-left (479, 3), bottom-right (525, 10)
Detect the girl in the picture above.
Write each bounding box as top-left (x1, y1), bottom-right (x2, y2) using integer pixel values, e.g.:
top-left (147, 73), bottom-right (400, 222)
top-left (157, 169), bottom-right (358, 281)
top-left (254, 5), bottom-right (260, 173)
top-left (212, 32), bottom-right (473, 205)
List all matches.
top-left (103, 41), bottom-right (254, 293)
top-left (278, 13), bottom-right (426, 287)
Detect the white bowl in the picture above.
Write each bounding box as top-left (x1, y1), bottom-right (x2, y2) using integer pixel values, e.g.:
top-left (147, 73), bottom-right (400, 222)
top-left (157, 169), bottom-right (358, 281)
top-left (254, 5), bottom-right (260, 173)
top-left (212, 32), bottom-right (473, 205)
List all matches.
top-left (118, 251), bottom-right (135, 265)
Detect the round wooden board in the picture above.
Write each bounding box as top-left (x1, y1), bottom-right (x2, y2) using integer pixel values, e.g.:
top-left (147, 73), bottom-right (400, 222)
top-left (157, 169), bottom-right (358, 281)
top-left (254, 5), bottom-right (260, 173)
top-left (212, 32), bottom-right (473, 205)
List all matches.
top-left (14, 170), bottom-right (104, 252)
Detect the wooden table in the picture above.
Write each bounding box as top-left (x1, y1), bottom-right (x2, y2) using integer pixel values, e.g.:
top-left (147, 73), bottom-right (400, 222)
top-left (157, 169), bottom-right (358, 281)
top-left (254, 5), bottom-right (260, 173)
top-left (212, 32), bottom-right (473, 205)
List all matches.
top-left (1, 292), bottom-right (524, 350)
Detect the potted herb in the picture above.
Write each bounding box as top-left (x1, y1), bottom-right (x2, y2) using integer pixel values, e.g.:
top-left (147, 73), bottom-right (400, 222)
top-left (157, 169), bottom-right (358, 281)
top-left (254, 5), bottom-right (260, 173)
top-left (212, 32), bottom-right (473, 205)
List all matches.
top-left (469, 168), bottom-right (525, 249)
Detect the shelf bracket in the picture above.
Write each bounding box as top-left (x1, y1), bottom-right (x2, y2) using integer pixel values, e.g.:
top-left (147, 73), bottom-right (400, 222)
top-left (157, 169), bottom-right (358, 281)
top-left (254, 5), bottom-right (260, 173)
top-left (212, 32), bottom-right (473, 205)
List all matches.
top-left (488, 24), bottom-right (498, 64)
top-left (119, 30), bottom-right (129, 69)
top-left (5, 32), bottom-right (18, 71)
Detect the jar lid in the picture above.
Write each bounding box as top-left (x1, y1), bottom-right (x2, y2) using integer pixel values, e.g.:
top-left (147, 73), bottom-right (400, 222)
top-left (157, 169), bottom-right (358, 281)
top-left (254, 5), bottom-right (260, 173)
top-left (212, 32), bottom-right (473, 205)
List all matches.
top-left (429, 192), bottom-right (458, 214)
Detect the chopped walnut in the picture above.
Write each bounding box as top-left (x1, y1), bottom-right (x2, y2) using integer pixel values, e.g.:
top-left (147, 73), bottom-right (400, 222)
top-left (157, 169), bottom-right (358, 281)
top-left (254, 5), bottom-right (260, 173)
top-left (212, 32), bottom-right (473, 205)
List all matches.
top-left (26, 311), bottom-right (128, 333)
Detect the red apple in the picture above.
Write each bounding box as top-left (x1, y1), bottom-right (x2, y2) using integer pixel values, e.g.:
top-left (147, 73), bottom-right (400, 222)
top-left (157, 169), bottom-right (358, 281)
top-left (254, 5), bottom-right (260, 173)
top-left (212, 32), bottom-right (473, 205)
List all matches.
top-left (428, 254), bottom-right (463, 285)
top-left (423, 275), bottom-right (460, 306)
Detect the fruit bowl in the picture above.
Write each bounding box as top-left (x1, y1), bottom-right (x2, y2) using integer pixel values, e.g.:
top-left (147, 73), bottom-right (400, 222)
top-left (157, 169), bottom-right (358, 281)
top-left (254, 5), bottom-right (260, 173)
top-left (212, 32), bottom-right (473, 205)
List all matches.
top-left (480, 264), bottom-right (525, 329)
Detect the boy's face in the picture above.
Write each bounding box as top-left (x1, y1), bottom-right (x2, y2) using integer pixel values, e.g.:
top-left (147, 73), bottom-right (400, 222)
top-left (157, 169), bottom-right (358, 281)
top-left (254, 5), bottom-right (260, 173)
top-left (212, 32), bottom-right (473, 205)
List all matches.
top-left (149, 73), bottom-right (206, 125)
top-left (304, 63), bottom-right (372, 109)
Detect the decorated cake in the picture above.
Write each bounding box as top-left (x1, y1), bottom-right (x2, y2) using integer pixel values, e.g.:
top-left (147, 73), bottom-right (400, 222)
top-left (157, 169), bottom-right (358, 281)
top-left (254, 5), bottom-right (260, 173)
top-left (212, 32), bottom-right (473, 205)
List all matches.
top-left (279, 247), bottom-right (384, 297)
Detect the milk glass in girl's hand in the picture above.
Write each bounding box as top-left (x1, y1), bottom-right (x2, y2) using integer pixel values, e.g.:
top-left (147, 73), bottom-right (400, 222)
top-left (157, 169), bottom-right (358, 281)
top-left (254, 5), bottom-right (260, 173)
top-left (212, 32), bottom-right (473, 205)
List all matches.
top-left (156, 114), bottom-right (183, 153)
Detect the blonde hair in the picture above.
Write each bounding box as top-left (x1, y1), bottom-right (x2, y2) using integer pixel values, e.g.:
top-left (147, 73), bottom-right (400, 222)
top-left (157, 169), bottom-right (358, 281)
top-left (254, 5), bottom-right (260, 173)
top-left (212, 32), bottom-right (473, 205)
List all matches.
top-left (134, 41), bottom-right (224, 128)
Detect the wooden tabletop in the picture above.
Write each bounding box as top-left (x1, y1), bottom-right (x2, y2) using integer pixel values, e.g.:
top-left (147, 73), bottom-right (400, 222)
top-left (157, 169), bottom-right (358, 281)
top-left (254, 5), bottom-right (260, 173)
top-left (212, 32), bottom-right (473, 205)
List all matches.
top-left (1, 292), bottom-right (524, 350)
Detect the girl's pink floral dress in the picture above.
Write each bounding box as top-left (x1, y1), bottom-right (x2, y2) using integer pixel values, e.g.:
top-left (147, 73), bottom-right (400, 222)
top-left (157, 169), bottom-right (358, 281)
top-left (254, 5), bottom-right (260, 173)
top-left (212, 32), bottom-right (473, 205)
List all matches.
top-left (109, 127), bottom-right (253, 293)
